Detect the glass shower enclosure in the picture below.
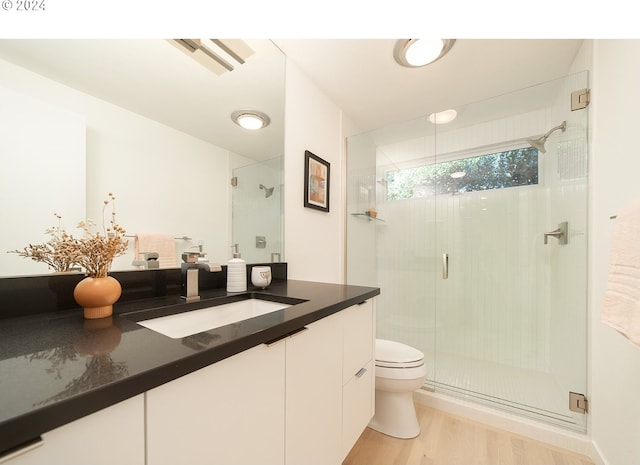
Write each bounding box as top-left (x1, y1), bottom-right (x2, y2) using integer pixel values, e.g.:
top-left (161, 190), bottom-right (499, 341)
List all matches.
top-left (346, 72), bottom-right (589, 431)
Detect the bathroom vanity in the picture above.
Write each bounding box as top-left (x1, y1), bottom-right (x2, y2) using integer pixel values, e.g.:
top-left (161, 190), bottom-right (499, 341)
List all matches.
top-left (0, 276), bottom-right (379, 465)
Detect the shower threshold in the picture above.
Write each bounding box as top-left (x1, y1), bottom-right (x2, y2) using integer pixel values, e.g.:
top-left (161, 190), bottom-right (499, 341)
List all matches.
top-left (423, 381), bottom-right (585, 433)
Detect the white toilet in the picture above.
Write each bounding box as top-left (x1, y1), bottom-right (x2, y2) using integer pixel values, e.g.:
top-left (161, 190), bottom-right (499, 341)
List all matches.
top-left (368, 339), bottom-right (427, 439)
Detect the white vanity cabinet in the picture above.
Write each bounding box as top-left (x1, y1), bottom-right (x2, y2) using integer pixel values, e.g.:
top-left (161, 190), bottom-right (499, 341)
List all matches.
top-left (146, 299), bottom-right (376, 465)
top-left (341, 299), bottom-right (375, 459)
top-left (146, 342), bottom-right (286, 465)
top-left (0, 395), bottom-right (144, 465)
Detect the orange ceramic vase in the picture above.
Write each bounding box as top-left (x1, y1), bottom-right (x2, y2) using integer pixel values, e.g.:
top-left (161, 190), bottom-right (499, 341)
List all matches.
top-left (74, 276), bottom-right (122, 319)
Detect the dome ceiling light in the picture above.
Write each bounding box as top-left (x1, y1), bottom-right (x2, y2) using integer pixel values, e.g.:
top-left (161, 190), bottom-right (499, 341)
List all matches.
top-left (231, 110), bottom-right (271, 130)
top-left (393, 39), bottom-right (456, 68)
top-left (428, 109), bottom-right (458, 124)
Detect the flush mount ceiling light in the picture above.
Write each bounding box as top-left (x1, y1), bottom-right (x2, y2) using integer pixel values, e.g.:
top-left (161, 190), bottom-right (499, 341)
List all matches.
top-left (231, 110), bottom-right (270, 130)
top-left (428, 109), bottom-right (458, 124)
top-left (394, 39), bottom-right (456, 68)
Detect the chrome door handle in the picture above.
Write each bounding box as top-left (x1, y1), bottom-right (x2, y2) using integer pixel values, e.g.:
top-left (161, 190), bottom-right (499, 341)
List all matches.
top-left (442, 253), bottom-right (449, 280)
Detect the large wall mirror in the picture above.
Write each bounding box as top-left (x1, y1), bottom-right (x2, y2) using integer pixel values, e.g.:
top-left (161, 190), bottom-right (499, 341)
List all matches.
top-left (0, 39), bottom-right (285, 277)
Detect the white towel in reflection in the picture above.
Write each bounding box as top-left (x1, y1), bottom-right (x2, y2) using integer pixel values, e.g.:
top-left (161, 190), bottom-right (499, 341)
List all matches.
top-left (603, 199), bottom-right (640, 348)
top-left (134, 233), bottom-right (177, 269)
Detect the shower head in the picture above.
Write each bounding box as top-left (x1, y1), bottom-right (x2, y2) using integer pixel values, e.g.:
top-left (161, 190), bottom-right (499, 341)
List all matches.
top-left (526, 121), bottom-right (567, 154)
top-left (259, 184), bottom-right (274, 198)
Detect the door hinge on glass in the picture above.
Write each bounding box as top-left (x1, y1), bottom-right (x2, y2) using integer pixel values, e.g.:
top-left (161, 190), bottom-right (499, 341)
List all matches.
top-left (569, 391), bottom-right (589, 414)
top-left (571, 89), bottom-right (590, 111)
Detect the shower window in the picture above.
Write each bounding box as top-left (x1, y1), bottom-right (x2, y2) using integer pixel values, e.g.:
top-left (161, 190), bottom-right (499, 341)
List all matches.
top-left (386, 146), bottom-right (539, 200)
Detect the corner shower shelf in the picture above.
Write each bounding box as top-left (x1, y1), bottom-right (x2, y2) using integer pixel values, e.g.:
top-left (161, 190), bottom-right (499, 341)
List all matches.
top-left (351, 213), bottom-right (386, 222)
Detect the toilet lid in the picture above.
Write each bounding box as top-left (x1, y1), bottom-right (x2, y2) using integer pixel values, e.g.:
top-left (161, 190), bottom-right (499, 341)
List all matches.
top-left (375, 339), bottom-right (424, 368)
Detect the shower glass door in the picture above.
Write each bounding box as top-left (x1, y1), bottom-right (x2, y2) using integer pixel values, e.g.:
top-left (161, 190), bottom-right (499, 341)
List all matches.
top-left (432, 72), bottom-right (589, 431)
top-left (231, 156), bottom-right (283, 263)
top-left (346, 71), bottom-right (589, 432)
top-left (346, 118), bottom-right (438, 386)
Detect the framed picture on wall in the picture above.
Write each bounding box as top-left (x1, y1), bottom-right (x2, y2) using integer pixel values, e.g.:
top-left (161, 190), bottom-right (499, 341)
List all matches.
top-left (304, 150), bottom-right (330, 212)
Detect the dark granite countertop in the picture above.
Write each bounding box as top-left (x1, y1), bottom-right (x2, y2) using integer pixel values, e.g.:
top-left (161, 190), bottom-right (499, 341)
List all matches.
top-left (0, 279), bottom-right (379, 455)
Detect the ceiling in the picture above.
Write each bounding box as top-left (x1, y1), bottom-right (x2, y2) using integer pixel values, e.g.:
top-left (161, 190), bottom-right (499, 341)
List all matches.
top-left (0, 39), bottom-right (584, 156)
top-left (273, 39), bottom-right (584, 134)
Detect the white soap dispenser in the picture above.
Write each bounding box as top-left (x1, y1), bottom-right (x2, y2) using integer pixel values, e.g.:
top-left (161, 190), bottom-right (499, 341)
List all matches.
top-left (226, 243), bottom-right (247, 292)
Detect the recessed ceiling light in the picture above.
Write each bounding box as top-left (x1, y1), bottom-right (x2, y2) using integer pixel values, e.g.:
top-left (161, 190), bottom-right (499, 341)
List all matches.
top-left (393, 39), bottom-right (456, 68)
top-left (428, 109), bottom-right (457, 124)
top-left (231, 110), bottom-right (270, 130)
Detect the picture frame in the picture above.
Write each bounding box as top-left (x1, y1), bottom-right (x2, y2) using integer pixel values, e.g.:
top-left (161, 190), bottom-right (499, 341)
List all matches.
top-left (304, 150), bottom-right (330, 212)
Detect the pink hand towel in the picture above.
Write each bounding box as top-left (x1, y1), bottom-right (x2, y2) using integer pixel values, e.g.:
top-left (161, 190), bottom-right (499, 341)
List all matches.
top-left (134, 233), bottom-right (177, 269)
top-left (603, 199), bottom-right (640, 348)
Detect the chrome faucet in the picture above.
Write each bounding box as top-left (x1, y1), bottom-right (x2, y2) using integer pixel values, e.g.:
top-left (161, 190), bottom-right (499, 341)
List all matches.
top-left (181, 251), bottom-right (222, 302)
top-left (181, 252), bottom-right (202, 302)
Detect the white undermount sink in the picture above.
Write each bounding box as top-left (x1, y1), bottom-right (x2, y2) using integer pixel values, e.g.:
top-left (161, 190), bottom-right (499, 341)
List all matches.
top-left (137, 299), bottom-right (291, 339)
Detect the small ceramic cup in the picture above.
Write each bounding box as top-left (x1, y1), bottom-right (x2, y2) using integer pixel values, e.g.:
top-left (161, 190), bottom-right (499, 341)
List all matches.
top-left (251, 266), bottom-right (272, 289)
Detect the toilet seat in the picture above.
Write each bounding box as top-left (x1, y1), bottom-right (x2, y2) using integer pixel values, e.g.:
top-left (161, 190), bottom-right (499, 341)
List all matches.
top-left (376, 359), bottom-right (424, 368)
top-left (375, 339), bottom-right (424, 369)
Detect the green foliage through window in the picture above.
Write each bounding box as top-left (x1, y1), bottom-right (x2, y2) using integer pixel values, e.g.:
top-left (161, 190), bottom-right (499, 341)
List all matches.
top-left (386, 147), bottom-right (538, 200)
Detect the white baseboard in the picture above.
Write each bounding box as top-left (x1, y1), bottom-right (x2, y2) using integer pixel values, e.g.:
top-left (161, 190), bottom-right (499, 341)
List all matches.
top-left (413, 389), bottom-right (605, 464)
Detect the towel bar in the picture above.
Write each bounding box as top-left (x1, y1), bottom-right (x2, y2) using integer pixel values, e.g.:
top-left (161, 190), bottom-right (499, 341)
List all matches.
top-left (124, 234), bottom-right (192, 240)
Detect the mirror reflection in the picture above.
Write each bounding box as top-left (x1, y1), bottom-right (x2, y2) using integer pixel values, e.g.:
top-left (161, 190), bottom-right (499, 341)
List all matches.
top-left (0, 39), bottom-right (285, 277)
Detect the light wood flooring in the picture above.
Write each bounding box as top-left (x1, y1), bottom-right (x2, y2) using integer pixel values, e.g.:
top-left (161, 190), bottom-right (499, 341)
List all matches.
top-left (342, 404), bottom-right (594, 465)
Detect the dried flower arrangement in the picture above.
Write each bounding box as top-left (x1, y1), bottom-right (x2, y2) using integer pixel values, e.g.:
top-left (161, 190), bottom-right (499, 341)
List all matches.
top-left (9, 213), bottom-right (81, 272)
top-left (75, 193), bottom-right (129, 278)
top-left (8, 193), bottom-right (129, 278)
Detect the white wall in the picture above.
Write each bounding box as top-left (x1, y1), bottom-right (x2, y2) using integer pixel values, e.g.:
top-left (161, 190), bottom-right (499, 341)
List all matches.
top-left (283, 60), bottom-right (344, 283)
top-left (590, 39), bottom-right (640, 465)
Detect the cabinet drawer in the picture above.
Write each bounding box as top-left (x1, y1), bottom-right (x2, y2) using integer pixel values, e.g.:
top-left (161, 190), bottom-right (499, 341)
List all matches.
top-left (342, 359), bottom-right (373, 459)
top-left (147, 343), bottom-right (285, 465)
top-left (1, 396), bottom-right (144, 465)
top-left (342, 300), bottom-right (374, 383)
top-left (286, 313), bottom-right (343, 465)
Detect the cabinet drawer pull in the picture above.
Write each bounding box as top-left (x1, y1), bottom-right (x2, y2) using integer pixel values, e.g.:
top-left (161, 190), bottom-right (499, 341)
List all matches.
top-left (0, 438), bottom-right (43, 463)
top-left (287, 326), bottom-right (308, 339)
top-left (264, 326), bottom-right (308, 346)
top-left (264, 333), bottom-right (288, 346)
top-left (355, 367), bottom-right (367, 378)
